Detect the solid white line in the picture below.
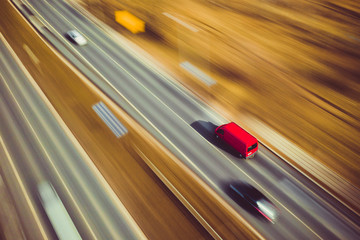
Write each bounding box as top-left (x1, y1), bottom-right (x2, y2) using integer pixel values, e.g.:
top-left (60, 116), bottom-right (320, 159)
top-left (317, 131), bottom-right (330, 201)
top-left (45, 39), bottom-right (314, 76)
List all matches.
top-left (257, 148), bottom-right (360, 231)
top-left (20, 1), bottom-right (323, 237)
top-left (48, 1), bottom-right (358, 237)
top-left (43, 0), bottom-right (224, 125)
top-left (92, 104), bottom-right (123, 137)
top-left (43, 0), bottom-right (222, 123)
top-left (35, 0), bottom-right (225, 132)
top-left (242, 115), bottom-right (360, 219)
top-left (27, 0), bottom-right (219, 190)
top-left (0, 31), bottom-right (98, 240)
top-left (0, 136), bottom-right (48, 240)
top-left (6, 3), bottom-right (148, 239)
top-left (134, 146), bottom-right (223, 240)
top-left (66, 0), bottom-right (224, 124)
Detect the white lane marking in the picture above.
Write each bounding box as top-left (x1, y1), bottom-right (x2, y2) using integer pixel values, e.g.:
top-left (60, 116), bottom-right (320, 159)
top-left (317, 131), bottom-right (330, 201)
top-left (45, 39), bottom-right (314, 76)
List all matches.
top-left (23, 1), bottom-right (322, 237)
top-left (80, 31), bottom-right (324, 236)
top-left (241, 115), bottom-right (360, 219)
top-left (66, 0), bottom-right (224, 123)
top-left (134, 146), bottom-right (223, 240)
top-left (35, 0), bottom-right (225, 141)
top-left (7, 3), bottom-right (150, 239)
top-left (0, 135), bottom-right (49, 240)
top-left (46, 0), bottom-right (225, 124)
top-left (256, 146), bottom-right (360, 231)
top-left (92, 101), bottom-right (128, 138)
top-left (279, 179), bottom-right (352, 238)
top-left (48, 1), bottom-right (359, 237)
top-left (0, 32), bottom-right (98, 240)
top-left (25, 0), bottom-right (219, 190)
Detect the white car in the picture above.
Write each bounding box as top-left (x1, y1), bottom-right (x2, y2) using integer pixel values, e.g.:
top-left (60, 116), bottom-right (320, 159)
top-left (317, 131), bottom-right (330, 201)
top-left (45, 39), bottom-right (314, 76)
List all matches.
top-left (67, 30), bottom-right (87, 46)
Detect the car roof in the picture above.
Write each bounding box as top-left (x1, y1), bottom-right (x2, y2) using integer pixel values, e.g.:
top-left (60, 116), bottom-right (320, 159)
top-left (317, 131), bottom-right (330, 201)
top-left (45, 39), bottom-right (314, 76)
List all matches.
top-left (222, 122), bottom-right (257, 145)
top-left (68, 30), bottom-right (80, 37)
top-left (231, 182), bottom-right (265, 200)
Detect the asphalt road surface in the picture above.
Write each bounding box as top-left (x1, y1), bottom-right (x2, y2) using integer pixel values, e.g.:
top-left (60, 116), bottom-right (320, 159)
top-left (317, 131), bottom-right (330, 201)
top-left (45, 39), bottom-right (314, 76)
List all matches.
top-left (0, 33), bottom-right (145, 240)
top-left (11, 0), bottom-right (360, 239)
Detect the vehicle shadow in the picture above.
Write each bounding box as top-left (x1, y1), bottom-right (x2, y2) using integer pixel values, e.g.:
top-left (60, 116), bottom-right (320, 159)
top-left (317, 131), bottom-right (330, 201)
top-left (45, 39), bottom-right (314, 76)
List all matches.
top-left (64, 34), bottom-right (75, 44)
top-left (220, 181), bottom-right (269, 223)
top-left (190, 120), bottom-right (240, 158)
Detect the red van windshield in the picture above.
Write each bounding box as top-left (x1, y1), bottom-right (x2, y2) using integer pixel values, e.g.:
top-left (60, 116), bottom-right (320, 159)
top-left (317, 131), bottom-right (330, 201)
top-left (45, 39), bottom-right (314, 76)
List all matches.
top-left (248, 142), bottom-right (258, 152)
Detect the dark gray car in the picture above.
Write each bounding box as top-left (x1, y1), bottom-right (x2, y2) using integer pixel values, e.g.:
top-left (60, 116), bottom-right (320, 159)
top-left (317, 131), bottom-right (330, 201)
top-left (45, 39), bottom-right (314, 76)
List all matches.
top-left (230, 182), bottom-right (280, 223)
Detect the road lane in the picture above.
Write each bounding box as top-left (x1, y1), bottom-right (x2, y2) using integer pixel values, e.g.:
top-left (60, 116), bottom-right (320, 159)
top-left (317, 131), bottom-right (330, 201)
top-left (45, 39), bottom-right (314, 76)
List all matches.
top-left (16, 0), bottom-right (360, 239)
top-left (0, 32), bottom-right (145, 240)
top-left (1, 3), bottom-right (221, 238)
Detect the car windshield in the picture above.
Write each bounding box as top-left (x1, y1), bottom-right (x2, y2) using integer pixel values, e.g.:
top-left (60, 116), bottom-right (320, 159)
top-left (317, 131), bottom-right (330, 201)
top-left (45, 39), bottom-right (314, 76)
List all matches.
top-left (248, 142), bottom-right (257, 152)
top-left (69, 31), bottom-right (79, 37)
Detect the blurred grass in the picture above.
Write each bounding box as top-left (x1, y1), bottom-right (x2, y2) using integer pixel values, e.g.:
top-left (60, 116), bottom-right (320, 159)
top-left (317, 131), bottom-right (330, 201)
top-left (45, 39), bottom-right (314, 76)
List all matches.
top-left (0, 0), bottom-right (263, 238)
top-left (76, 0), bottom-right (360, 186)
top-left (0, 1), bottom-right (211, 239)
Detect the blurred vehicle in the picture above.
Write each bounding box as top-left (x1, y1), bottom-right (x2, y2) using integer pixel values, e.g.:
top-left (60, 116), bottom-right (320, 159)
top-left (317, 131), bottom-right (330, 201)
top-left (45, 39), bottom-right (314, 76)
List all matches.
top-left (230, 182), bottom-right (280, 223)
top-left (115, 10), bottom-right (145, 34)
top-left (38, 181), bottom-right (82, 240)
top-left (215, 122), bottom-right (258, 158)
top-left (67, 30), bottom-right (87, 46)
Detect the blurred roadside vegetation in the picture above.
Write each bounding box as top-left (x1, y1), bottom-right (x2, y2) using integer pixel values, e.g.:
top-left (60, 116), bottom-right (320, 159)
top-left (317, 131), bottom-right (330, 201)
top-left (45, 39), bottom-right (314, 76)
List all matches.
top-left (77, 0), bottom-right (360, 187)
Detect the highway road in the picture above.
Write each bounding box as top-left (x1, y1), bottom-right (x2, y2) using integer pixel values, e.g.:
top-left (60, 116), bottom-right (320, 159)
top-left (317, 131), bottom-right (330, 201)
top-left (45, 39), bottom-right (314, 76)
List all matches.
top-left (11, 0), bottom-right (360, 239)
top-left (0, 33), bottom-right (145, 239)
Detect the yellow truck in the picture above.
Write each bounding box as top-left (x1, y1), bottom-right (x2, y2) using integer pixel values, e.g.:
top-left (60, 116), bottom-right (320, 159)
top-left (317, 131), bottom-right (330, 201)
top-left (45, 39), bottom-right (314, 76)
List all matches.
top-left (115, 11), bottom-right (145, 34)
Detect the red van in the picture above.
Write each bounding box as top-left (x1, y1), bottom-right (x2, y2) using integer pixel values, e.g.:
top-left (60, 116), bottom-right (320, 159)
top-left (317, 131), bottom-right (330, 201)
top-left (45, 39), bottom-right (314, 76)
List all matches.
top-left (215, 122), bottom-right (258, 158)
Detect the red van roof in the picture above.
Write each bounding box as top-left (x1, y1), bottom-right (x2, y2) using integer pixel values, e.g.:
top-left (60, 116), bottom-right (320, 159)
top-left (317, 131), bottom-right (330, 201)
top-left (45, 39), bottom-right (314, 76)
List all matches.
top-left (222, 122), bottom-right (257, 145)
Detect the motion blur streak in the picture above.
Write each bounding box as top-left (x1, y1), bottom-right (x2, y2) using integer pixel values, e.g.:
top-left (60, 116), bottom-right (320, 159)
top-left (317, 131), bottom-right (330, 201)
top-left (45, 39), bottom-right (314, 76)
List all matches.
top-left (2, 0), bottom-right (360, 239)
top-left (0, 20), bottom-right (146, 239)
top-left (0, 136), bottom-right (48, 240)
top-left (16, 0), bottom-right (360, 238)
top-left (0, 1), bottom-right (216, 239)
top-left (0, 32), bottom-right (98, 239)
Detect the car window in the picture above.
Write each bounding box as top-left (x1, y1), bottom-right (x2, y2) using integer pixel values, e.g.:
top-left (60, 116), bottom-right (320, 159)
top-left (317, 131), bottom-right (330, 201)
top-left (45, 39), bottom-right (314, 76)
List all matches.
top-left (217, 128), bottom-right (224, 135)
top-left (70, 31), bottom-right (79, 37)
top-left (248, 142), bottom-right (258, 152)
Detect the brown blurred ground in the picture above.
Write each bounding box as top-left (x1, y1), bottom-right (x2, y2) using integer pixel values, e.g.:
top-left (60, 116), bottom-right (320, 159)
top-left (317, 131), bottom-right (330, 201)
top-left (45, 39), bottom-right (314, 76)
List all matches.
top-left (74, 0), bottom-right (360, 188)
top-left (0, 0), bottom-right (262, 239)
top-left (0, 173), bottom-right (25, 240)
